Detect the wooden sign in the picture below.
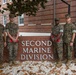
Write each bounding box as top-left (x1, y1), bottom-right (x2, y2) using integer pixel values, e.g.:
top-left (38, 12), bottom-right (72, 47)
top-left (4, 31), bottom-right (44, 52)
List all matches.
top-left (17, 36), bottom-right (53, 61)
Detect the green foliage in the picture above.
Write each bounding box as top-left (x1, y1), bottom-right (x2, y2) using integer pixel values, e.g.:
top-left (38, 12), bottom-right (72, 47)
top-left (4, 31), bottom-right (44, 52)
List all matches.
top-left (0, 0), bottom-right (48, 16)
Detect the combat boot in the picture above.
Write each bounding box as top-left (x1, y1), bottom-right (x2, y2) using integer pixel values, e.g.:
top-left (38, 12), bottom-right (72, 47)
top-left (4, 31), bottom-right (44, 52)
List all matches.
top-left (8, 61), bottom-right (13, 66)
top-left (56, 61), bottom-right (62, 67)
top-left (0, 63), bottom-right (4, 69)
top-left (62, 59), bottom-right (68, 64)
top-left (12, 61), bottom-right (19, 66)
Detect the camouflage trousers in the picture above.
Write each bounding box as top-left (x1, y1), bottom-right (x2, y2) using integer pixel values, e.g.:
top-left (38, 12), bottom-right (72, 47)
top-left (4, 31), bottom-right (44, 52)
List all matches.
top-left (63, 43), bottom-right (73, 60)
top-left (53, 41), bottom-right (63, 61)
top-left (0, 42), bottom-right (4, 63)
top-left (7, 42), bottom-right (18, 62)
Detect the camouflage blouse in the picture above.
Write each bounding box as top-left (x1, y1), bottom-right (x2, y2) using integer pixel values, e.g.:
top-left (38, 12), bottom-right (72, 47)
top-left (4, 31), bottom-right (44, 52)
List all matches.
top-left (63, 23), bottom-right (76, 43)
top-left (52, 24), bottom-right (63, 36)
top-left (5, 22), bottom-right (19, 36)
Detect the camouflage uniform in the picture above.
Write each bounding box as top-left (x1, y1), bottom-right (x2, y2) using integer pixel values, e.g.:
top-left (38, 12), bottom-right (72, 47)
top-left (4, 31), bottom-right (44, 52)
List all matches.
top-left (5, 22), bottom-right (19, 62)
top-left (0, 24), bottom-right (4, 63)
top-left (63, 23), bottom-right (76, 60)
top-left (51, 24), bottom-right (63, 61)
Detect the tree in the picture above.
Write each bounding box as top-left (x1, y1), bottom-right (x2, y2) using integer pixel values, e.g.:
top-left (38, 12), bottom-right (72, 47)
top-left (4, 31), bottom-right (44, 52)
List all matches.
top-left (0, 0), bottom-right (48, 16)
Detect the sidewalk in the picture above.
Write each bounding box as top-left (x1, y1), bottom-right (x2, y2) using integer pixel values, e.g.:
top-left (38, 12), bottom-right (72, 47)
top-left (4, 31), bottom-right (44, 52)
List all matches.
top-left (0, 61), bottom-right (76, 75)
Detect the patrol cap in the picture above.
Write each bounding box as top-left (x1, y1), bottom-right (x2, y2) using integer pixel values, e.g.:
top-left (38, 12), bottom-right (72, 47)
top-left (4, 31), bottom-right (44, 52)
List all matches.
top-left (65, 14), bottom-right (71, 19)
top-left (9, 14), bottom-right (15, 18)
top-left (55, 18), bottom-right (60, 21)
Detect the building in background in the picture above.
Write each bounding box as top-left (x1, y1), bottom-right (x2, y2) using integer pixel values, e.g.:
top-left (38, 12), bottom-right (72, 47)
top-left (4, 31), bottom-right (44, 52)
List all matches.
top-left (1, 0), bottom-right (76, 61)
top-left (0, 0), bottom-right (76, 33)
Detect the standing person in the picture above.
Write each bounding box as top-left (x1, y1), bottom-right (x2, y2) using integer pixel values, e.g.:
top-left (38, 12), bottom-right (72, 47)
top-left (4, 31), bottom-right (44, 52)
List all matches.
top-left (63, 14), bottom-right (76, 63)
top-left (0, 24), bottom-right (6, 68)
top-left (5, 14), bottom-right (19, 64)
top-left (51, 18), bottom-right (63, 65)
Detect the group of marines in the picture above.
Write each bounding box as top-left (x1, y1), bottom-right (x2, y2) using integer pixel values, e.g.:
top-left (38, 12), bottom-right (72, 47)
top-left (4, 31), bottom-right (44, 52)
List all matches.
top-left (51, 14), bottom-right (76, 66)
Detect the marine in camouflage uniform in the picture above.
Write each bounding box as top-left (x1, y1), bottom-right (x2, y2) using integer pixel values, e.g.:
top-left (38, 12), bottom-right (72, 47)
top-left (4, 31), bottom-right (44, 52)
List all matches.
top-left (0, 24), bottom-right (5, 64)
top-left (63, 14), bottom-right (76, 62)
top-left (5, 14), bottom-right (19, 63)
top-left (51, 18), bottom-right (63, 62)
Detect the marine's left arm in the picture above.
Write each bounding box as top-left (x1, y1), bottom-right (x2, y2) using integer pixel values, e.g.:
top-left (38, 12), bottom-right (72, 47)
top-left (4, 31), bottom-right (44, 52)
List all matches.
top-left (70, 24), bottom-right (76, 46)
top-left (15, 30), bottom-right (19, 41)
top-left (15, 24), bottom-right (19, 41)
